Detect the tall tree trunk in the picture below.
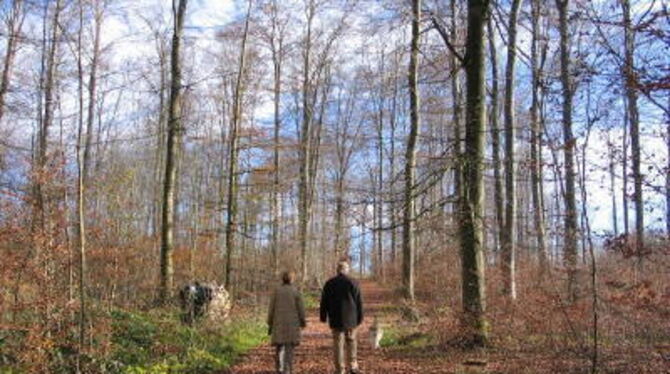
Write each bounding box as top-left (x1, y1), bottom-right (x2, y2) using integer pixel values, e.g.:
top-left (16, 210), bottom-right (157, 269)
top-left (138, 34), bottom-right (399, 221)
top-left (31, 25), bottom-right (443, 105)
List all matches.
top-left (460, 0), bottom-right (489, 346)
top-left (152, 41), bottom-right (168, 238)
top-left (376, 53), bottom-right (385, 279)
top-left (159, 0), bottom-right (187, 304)
top-left (450, 0), bottom-right (463, 224)
top-left (530, 0), bottom-right (547, 267)
top-left (35, 0), bottom-right (62, 228)
top-left (270, 0), bottom-right (283, 275)
top-left (359, 208), bottom-right (366, 274)
top-left (224, 0), bottom-right (252, 290)
top-left (622, 102), bottom-right (629, 234)
top-left (34, 0), bottom-right (62, 335)
top-left (607, 132), bottom-right (619, 235)
top-left (403, 0), bottom-right (421, 302)
top-left (621, 0), bottom-right (643, 258)
top-left (0, 0), bottom-right (24, 123)
top-left (581, 85), bottom-right (600, 372)
top-left (334, 176), bottom-right (345, 260)
top-left (83, 3), bottom-right (102, 184)
top-left (666, 99), bottom-right (670, 235)
top-left (389, 49), bottom-right (399, 266)
top-left (487, 19), bottom-right (503, 261)
top-left (501, 0), bottom-right (521, 300)
top-left (299, 0), bottom-right (315, 283)
top-left (556, 0), bottom-right (578, 301)
top-left (75, 0), bottom-right (87, 357)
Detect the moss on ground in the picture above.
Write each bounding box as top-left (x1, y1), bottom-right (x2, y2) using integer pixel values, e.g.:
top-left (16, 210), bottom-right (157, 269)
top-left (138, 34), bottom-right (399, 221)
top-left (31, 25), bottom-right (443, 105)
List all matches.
top-left (379, 324), bottom-right (434, 349)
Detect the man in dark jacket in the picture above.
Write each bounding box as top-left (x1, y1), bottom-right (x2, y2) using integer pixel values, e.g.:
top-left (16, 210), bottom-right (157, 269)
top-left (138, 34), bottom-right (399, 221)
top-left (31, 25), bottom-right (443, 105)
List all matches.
top-left (320, 261), bottom-right (363, 374)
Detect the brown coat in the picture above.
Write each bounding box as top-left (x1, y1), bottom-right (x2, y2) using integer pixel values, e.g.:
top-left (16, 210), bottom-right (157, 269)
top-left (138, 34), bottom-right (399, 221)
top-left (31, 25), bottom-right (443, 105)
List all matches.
top-left (267, 284), bottom-right (306, 345)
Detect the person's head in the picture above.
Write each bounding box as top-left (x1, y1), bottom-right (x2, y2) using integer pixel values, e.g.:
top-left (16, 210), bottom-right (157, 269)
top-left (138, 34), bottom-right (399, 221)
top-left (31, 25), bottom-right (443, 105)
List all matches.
top-left (336, 261), bottom-right (350, 275)
top-left (281, 271), bottom-right (295, 285)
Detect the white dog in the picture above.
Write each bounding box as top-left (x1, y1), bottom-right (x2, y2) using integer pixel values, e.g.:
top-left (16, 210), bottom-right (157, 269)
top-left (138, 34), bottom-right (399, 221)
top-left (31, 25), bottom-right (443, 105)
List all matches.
top-left (368, 316), bottom-right (383, 349)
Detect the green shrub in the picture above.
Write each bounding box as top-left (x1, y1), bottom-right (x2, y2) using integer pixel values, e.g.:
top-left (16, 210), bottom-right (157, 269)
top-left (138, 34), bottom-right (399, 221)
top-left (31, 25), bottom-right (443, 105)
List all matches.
top-left (380, 326), bottom-right (433, 349)
top-left (108, 308), bottom-right (266, 373)
top-left (302, 291), bottom-right (320, 309)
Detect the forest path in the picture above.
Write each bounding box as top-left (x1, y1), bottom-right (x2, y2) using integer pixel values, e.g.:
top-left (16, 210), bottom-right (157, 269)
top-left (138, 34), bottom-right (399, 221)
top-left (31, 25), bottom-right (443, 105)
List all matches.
top-left (222, 280), bottom-right (454, 374)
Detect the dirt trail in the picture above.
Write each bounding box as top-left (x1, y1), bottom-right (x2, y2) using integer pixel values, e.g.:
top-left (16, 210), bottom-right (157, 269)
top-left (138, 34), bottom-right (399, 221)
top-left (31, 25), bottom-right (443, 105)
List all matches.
top-left (224, 280), bottom-right (427, 374)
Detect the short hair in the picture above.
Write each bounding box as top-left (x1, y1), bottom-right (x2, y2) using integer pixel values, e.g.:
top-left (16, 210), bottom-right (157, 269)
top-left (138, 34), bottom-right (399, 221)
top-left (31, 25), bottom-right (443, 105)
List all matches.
top-left (337, 261), bottom-right (350, 274)
top-left (281, 271), bottom-right (295, 285)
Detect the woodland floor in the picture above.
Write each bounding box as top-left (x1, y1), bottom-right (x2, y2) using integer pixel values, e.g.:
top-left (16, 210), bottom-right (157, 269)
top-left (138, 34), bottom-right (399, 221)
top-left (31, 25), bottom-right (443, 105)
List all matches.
top-left (222, 281), bottom-right (491, 374)
top-left (221, 280), bottom-right (668, 373)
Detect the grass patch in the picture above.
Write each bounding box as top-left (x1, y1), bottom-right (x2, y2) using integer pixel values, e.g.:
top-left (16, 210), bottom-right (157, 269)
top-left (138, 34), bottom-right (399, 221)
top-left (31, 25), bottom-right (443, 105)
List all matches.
top-left (380, 325), bottom-right (434, 349)
top-left (302, 291), bottom-right (321, 309)
top-left (0, 306), bottom-right (268, 373)
top-left (100, 308), bottom-right (267, 373)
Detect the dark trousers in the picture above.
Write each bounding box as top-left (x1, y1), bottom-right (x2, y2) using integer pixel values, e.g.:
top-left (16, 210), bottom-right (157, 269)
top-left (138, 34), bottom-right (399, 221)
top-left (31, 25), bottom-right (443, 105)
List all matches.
top-left (275, 344), bottom-right (295, 374)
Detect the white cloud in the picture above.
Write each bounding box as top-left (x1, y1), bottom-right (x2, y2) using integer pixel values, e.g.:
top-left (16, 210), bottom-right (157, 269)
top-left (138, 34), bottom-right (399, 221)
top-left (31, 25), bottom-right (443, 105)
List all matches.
top-left (189, 0), bottom-right (235, 30)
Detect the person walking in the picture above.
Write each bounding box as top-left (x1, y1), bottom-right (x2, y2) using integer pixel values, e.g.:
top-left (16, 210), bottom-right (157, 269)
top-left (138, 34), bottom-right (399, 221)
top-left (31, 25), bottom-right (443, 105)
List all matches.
top-left (320, 261), bottom-right (364, 374)
top-left (268, 271), bottom-right (306, 374)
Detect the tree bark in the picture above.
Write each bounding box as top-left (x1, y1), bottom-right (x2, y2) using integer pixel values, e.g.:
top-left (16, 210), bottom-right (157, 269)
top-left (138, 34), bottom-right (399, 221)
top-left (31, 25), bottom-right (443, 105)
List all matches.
top-left (270, 0), bottom-right (284, 276)
top-left (159, 0), bottom-right (187, 304)
top-left (83, 2), bottom-right (103, 185)
top-left (622, 102), bottom-right (629, 234)
top-left (0, 0), bottom-right (24, 124)
top-left (389, 49), bottom-right (400, 266)
top-left (607, 131), bottom-right (619, 236)
top-left (224, 0), bottom-right (252, 290)
top-left (530, 0), bottom-right (547, 268)
top-left (35, 0), bottom-right (62, 227)
top-left (666, 98), bottom-right (669, 235)
top-left (376, 51), bottom-right (385, 279)
top-left (556, 0), bottom-right (578, 301)
top-left (460, 0), bottom-right (489, 346)
top-left (451, 0), bottom-right (463, 224)
top-left (75, 0), bottom-right (87, 356)
top-left (666, 95), bottom-right (670, 235)
top-left (487, 18), bottom-right (503, 262)
top-left (501, 0), bottom-right (521, 300)
top-left (299, 0), bottom-right (315, 284)
top-left (621, 0), bottom-right (644, 258)
top-left (403, 0), bottom-right (421, 302)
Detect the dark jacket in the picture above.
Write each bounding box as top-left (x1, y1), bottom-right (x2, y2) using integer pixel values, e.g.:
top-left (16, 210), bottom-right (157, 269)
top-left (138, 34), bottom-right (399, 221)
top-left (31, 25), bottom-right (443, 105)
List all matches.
top-left (320, 273), bottom-right (363, 330)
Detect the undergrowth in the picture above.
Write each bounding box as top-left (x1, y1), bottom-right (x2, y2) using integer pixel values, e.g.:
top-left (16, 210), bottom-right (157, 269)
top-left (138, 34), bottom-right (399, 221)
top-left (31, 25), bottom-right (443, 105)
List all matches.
top-left (1, 307), bottom-right (267, 374)
top-left (108, 308), bottom-right (266, 373)
top-left (379, 324), bottom-right (434, 349)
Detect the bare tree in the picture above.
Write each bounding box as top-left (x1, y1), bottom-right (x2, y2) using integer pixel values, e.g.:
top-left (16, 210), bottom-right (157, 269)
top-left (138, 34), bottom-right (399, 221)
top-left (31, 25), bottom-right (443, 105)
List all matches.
top-left (667, 96), bottom-right (670, 235)
top-left (530, 0), bottom-right (546, 268)
top-left (224, 0), bottom-right (253, 290)
top-left (266, 0), bottom-right (287, 275)
top-left (75, 0), bottom-right (87, 357)
top-left (332, 81), bottom-right (362, 262)
top-left (0, 0), bottom-right (25, 124)
top-left (556, 0), bottom-right (578, 301)
top-left (501, 0), bottom-right (521, 300)
top-left (159, 0), bottom-right (187, 304)
top-left (460, 0), bottom-right (489, 346)
top-left (298, 0), bottom-right (316, 283)
top-left (35, 0), bottom-right (62, 227)
top-left (621, 0), bottom-right (644, 258)
top-left (403, 0), bottom-right (421, 302)
top-left (487, 18), bottom-right (503, 259)
top-left (298, 0), bottom-right (347, 282)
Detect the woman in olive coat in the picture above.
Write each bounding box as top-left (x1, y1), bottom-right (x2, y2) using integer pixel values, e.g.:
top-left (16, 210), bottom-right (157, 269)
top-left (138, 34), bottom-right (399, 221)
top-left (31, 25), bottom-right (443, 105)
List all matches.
top-left (267, 271), bottom-right (306, 374)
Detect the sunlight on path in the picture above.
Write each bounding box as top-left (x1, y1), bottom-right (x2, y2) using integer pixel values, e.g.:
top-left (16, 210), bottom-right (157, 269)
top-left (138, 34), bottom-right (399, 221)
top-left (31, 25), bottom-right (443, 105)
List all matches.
top-left (222, 281), bottom-right (424, 374)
